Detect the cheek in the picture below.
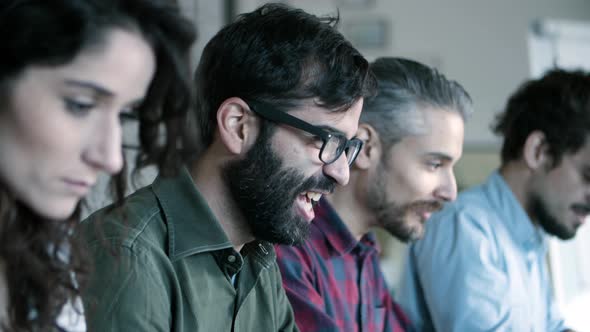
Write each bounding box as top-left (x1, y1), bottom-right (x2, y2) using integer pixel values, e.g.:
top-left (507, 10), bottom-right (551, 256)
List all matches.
top-left (271, 132), bottom-right (322, 177)
top-left (4, 100), bottom-right (85, 176)
top-left (385, 166), bottom-right (433, 202)
top-left (24, 114), bottom-right (77, 160)
top-left (545, 169), bottom-right (580, 205)
top-left (532, 175), bottom-right (570, 220)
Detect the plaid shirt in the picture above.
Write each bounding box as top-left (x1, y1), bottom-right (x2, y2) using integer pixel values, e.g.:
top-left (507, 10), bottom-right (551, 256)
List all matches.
top-left (276, 199), bottom-right (411, 332)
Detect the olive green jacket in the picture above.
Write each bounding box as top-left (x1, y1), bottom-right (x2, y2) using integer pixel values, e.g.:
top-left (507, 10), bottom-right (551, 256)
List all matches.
top-left (80, 168), bottom-right (298, 332)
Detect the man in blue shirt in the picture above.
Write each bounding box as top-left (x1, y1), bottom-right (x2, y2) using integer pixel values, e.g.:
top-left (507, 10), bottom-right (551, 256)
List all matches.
top-left (399, 69), bottom-right (590, 331)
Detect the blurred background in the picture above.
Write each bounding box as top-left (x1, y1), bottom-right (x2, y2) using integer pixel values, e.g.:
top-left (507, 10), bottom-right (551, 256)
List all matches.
top-left (88, 0), bottom-right (590, 329)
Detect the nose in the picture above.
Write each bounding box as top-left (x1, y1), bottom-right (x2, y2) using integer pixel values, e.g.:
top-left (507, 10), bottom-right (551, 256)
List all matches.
top-left (322, 153), bottom-right (350, 186)
top-left (83, 115), bottom-right (124, 174)
top-left (434, 170), bottom-right (458, 202)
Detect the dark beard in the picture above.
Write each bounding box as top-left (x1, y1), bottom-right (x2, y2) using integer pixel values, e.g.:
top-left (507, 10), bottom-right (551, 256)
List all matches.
top-left (222, 125), bottom-right (336, 245)
top-left (367, 164), bottom-right (442, 242)
top-left (529, 193), bottom-right (576, 240)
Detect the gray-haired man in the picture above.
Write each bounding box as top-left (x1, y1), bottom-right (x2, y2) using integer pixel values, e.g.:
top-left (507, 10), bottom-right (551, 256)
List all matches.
top-left (275, 57), bottom-right (472, 332)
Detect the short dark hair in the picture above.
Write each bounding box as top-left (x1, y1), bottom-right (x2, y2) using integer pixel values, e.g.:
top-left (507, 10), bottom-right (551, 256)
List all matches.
top-left (362, 57), bottom-right (472, 147)
top-left (193, 2), bottom-right (376, 156)
top-left (492, 69), bottom-right (590, 166)
top-left (0, 1), bottom-right (195, 330)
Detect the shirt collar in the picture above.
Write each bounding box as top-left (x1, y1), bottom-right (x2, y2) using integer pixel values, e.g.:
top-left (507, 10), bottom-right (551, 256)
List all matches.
top-left (314, 198), bottom-right (378, 255)
top-left (484, 171), bottom-right (546, 252)
top-left (152, 167), bottom-right (233, 261)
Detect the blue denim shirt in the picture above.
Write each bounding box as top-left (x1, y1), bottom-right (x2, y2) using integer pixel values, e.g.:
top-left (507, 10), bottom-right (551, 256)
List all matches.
top-left (398, 171), bottom-right (567, 332)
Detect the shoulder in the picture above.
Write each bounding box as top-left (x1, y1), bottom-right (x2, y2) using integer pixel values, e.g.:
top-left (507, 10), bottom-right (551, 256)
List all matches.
top-left (79, 184), bottom-right (167, 257)
top-left (427, 185), bottom-right (498, 238)
top-left (412, 185), bottom-right (504, 263)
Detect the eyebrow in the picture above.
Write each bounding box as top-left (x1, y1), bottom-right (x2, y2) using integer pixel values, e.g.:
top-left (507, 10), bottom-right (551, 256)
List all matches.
top-left (64, 79), bottom-right (146, 112)
top-left (64, 79), bottom-right (114, 97)
top-left (316, 125), bottom-right (348, 137)
top-left (423, 152), bottom-right (454, 162)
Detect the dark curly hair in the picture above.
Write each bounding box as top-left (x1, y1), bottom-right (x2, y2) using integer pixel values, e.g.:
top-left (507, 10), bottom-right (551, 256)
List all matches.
top-left (192, 2), bottom-right (376, 158)
top-left (0, 0), bottom-right (196, 330)
top-left (492, 69), bottom-right (590, 167)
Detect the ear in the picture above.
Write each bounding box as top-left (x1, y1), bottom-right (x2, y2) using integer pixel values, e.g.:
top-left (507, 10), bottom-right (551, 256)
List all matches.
top-left (353, 123), bottom-right (382, 170)
top-left (523, 130), bottom-right (551, 170)
top-left (216, 97), bottom-right (259, 155)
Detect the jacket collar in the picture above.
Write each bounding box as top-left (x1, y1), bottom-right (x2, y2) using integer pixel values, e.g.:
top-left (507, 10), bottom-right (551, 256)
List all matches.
top-left (152, 167), bottom-right (233, 261)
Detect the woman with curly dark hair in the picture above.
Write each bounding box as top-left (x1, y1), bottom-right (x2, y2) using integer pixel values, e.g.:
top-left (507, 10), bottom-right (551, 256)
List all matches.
top-left (0, 0), bottom-right (196, 330)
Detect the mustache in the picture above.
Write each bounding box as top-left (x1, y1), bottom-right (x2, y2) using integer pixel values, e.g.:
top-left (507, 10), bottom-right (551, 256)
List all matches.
top-left (298, 175), bottom-right (337, 195)
top-left (407, 200), bottom-right (444, 214)
top-left (571, 204), bottom-right (590, 215)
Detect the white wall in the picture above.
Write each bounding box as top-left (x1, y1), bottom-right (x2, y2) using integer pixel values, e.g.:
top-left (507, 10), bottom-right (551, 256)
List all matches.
top-left (178, 0), bottom-right (225, 68)
top-left (235, 0), bottom-right (590, 146)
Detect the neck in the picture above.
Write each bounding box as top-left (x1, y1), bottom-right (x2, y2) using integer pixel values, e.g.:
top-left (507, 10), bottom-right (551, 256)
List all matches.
top-left (189, 151), bottom-right (254, 252)
top-left (499, 162), bottom-right (534, 221)
top-left (326, 173), bottom-right (373, 241)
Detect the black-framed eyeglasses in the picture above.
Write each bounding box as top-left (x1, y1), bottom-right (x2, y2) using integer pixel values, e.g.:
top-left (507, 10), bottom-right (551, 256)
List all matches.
top-left (248, 103), bottom-right (363, 166)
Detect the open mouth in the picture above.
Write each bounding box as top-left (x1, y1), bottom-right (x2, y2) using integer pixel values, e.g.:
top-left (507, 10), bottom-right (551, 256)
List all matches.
top-left (411, 202), bottom-right (443, 223)
top-left (573, 212), bottom-right (589, 225)
top-left (295, 191), bottom-right (323, 222)
top-left (572, 205), bottom-right (590, 225)
top-left (418, 211), bottom-right (432, 223)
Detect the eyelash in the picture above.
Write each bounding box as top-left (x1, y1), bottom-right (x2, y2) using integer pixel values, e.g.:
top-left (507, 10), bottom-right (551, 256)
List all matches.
top-left (305, 135), bottom-right (323, 148)
top-left (64, 97), bottom-right (141, 122)
top-left (64, 98), bottom-right (94, 116)
top-left (428, 161), bottom-right (443, 170)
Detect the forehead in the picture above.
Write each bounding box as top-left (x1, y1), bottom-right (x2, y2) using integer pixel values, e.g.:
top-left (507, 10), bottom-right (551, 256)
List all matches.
top-left (390, 106), bottom-right (465, 160)
top-left (31, 28), bottom-right (155, 97)
top-left (288, 98), bottom-right (363, 139)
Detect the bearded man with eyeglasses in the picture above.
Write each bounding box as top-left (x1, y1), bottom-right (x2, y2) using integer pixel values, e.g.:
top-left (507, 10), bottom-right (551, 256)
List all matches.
top-left (79, 3), bottom-right (375, 331)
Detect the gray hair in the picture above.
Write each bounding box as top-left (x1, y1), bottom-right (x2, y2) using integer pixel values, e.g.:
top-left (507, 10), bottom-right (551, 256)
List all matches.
top-left (361, 57), bottom-right (473, 147)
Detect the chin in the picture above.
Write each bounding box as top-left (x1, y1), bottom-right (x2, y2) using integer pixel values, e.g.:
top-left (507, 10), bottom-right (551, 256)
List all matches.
top-left (407, 228), bottom-right (425, 242)
top-left (31, 199), bottom-right (79, 221)
top-left (404, 219), bottom-right (426, 240)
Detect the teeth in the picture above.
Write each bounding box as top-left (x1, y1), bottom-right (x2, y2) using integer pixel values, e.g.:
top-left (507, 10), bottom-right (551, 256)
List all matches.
top-left (306, 192), bottom-right (322, 202)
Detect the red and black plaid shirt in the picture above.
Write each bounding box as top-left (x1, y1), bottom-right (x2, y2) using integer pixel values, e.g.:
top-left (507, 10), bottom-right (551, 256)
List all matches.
top-left (275, 199), bottom-right (411, 332)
